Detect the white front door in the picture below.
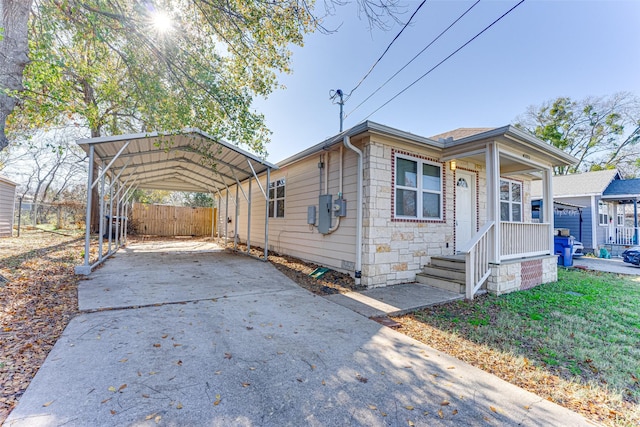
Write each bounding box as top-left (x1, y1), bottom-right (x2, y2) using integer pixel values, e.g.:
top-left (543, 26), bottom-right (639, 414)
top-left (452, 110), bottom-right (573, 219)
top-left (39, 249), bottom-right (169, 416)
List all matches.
top-left (455, 170), bottom-right (475, 250)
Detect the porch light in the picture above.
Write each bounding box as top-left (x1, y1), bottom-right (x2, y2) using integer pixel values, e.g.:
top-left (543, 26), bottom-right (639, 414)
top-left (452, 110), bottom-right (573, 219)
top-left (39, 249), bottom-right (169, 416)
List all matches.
top-left (450, 160), bottom-right (457, 171)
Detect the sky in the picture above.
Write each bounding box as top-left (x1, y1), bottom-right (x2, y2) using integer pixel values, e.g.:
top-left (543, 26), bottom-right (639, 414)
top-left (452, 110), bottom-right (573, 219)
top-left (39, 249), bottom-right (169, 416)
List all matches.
top-left (253, 0), bottom-right (640, 164)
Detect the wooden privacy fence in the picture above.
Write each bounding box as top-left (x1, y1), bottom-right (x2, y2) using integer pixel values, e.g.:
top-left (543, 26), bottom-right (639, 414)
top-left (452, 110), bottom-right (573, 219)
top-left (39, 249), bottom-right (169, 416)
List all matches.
top-left (131, 203), bottom-right (217, 236)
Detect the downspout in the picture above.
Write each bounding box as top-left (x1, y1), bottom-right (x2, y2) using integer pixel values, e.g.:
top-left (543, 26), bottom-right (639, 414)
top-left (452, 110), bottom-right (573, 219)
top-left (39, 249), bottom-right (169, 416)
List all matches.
top-left (343, 135), bottom-right (362, 285)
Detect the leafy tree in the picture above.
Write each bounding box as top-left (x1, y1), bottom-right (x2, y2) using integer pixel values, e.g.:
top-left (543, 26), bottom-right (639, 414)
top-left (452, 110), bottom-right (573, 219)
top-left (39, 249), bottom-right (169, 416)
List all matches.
top-left (516, 92), bottom-right (640, 176)
top-left (130, 189), bottom-right (172, 205)
top-left (1, 0), bottom-right (401, 153)
top-left (183, 192), bottom-right (214, 207)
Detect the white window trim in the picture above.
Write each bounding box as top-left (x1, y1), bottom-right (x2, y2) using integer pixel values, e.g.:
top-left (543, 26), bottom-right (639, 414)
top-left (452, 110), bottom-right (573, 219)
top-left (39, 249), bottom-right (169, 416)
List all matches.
top-left (500, 178), bottom-right (523, 222)
top-left (394, 153), bottom-right (443, 220)
top-left (268, 178), bottom-right (285, 218)
top-left (598, 200), bottom-right (609, 226)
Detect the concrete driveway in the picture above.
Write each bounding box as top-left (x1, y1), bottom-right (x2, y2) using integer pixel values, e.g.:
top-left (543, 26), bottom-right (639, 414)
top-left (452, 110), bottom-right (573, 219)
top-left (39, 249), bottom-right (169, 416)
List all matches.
top-left (5, 241), bottom-right (593, 426)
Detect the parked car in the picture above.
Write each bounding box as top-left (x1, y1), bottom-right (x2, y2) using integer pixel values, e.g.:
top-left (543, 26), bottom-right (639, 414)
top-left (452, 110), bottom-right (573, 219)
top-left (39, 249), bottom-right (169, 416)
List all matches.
top-left (572, 239), bottom-right (584, 257)
top-left (622, 246), bottom-right (640, 266)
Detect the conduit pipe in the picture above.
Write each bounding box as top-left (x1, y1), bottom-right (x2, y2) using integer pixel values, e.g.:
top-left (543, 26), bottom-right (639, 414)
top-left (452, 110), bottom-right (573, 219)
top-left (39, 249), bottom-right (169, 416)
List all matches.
top-left (342, 135), bottom-right (362, 285)
top-left (326, 145), bottom-right (343, 234)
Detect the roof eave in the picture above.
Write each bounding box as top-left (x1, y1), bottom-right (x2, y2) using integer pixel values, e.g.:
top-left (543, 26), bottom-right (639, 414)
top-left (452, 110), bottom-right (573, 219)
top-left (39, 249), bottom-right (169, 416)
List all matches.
top-left (445, 125), bottom-right (578, 166)
top-left (277, 121), bottom-right (443, 167)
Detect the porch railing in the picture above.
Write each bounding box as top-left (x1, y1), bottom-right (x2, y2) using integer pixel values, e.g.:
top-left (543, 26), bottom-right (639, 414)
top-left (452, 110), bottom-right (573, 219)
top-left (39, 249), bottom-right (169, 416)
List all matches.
top-left (607, 226), bottom-right (639, 246)
top-left (459, 221), bottom-right (494, 300)
top-left (501, 222), bottom-right (551, 260)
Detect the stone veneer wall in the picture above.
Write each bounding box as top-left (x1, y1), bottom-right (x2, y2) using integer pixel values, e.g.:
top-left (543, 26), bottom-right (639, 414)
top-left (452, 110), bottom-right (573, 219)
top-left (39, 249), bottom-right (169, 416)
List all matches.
top-left (486, 255), bottom-right (557, 295)
top-left (360, 139), bottom-right (491, 288)
top-left (360, 140), bottom-right (452, 287)
top-left (358, 137), bottom-right (539, 289)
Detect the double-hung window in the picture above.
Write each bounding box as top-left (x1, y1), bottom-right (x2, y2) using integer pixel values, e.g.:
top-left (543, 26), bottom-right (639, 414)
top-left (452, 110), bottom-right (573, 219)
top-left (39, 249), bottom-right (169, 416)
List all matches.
top-left (394, 155), bottom-right (442, 220)
top-left (268, 178), bottom-right (285, 218)
top-left (500, 179), bottom-right (522, 222)
top-left (598, 201), bottom-right (609, 226)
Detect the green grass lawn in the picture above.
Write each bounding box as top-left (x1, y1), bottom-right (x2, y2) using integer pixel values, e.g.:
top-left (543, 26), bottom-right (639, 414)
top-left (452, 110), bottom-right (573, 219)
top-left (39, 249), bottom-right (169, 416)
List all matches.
top-left (414, 268), bottom-right (640, 404)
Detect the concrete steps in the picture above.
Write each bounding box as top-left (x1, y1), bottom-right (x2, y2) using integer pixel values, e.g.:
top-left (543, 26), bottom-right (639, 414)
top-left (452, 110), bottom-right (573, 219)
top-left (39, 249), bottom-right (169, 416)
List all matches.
top-left (416, 256), bottom-right (466, 294)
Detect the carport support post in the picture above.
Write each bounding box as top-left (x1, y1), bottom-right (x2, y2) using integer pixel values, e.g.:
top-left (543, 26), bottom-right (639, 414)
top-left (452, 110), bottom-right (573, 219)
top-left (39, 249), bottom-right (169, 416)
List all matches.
top-left (247, 177), bottom-right (252, 255)
top-left (214, 191), bottom-right (216, 239)
top-left (98, 163), bottom-right (105, 262)
top-left (264, 168), bottom-right (270, 261)
top-left (108, 181), bottom-right (114, 253)
top-left (234, 183), bottom-right (239, 250)
top-left (225, 190), bottom-right (229, 247)
top-left (77, 144), bottom-right (95, 275)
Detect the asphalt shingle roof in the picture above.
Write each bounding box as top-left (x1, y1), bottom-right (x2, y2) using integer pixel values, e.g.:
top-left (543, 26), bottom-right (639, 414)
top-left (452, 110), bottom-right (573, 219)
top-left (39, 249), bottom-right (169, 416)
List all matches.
top-left (429, 128), bottom-right (495, 141)
top-left (531, 169), bottom-right (621, 198)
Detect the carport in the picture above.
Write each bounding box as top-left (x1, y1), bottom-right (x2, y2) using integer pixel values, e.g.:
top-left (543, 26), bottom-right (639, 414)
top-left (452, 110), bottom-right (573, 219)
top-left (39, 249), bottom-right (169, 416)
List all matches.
top-left (74, 129), bottom-right (277, 275)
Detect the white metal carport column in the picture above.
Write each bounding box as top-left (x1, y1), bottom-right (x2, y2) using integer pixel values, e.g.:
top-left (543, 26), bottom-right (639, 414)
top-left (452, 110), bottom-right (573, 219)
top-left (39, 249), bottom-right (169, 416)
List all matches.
top-left (75, 144), bottom-right (95, 275)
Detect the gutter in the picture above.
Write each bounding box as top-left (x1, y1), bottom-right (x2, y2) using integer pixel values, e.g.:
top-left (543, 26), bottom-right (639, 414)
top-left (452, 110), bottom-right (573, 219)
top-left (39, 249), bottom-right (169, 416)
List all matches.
top-left (342, 135), bottom-right (363, 285)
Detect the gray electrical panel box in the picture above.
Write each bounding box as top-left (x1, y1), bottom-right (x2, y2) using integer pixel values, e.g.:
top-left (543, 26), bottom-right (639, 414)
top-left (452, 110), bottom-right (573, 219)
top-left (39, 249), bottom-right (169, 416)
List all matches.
top-left (318, 194), bottom-right (333, 234)
top-left (334, 198), bottom-right (347, 217)
top-left (307, 205), bottom-right (316, 225)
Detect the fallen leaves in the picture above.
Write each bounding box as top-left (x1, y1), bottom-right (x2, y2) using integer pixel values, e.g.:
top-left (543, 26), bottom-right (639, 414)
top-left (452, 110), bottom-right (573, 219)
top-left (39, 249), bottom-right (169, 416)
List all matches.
top-left (42, 401), bottom-right (54, 407)
top-left (0, 231), bottom-right (82, 424)
top-left (224, 352), bottom-right (232, 360)
top-left (213, 394), bottom-right (221, 406)
top-left (355, 374), bottom-right (368, 383)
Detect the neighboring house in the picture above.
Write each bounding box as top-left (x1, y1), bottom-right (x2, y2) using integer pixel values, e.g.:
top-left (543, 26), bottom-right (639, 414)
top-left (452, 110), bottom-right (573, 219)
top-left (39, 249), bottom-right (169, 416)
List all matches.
top-left (0, 175), bottom-right (17, 237)
top-left (601, 177), bottom-right (640, 250)
top-left (221, 121), bottom-right (576, 298)
top-left (531, 170), bottom-right (640, 255)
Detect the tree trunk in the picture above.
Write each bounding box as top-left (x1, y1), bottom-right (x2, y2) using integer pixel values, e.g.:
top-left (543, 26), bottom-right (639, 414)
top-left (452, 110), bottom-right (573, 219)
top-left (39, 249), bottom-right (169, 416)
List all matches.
top-left (0, 0), bottom-right (32, 151)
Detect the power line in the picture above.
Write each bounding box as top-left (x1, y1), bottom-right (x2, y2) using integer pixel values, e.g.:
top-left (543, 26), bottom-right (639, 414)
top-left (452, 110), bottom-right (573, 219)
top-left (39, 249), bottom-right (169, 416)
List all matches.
top-left (344, 0), bottom-right (481, 120)
top-left (357, 0), bottom-right (525, 123)
top-left (345, 0), bottom-right (428, 99)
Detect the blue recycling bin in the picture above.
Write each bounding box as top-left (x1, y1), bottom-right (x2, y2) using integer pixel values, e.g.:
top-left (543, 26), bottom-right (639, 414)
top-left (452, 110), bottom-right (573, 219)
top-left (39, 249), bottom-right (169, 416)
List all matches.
top-left (554, 236), bottom-right (574, 267)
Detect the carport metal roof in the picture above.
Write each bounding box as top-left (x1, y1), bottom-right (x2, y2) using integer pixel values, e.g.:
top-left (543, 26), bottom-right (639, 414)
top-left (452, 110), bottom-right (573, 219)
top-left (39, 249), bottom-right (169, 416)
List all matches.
top-left (76, 129), bottom-right (277, 194)
top-left (75, 129), bottom-right (277, 275)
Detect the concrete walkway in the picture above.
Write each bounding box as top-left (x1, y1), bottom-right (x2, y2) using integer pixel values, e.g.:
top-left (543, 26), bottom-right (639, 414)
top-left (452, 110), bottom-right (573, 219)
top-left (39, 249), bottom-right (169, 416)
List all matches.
top-left (5, 241), bottom-right (594, 426)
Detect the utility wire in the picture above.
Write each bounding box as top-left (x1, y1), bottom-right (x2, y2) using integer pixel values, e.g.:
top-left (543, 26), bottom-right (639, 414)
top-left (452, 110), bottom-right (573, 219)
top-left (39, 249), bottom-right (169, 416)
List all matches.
top-left (356, 0), bottom-right (525, 123)
top-left (344, 0), bottom-right (481, 119)
top-left (346, 0), bottom-right (428, 99)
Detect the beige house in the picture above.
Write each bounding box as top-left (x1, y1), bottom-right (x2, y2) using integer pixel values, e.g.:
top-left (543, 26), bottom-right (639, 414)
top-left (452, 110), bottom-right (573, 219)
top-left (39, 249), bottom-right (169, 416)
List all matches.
top-left (220, 121), bottom-right (576, 298)
top-left (72, 123), bottom-right (575, 298)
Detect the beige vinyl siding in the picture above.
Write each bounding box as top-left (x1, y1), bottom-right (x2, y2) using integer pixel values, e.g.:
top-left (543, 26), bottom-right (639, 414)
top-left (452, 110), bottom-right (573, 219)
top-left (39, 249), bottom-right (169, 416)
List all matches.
top-left (220, 144), bottom-right (358, 274)
top-left (0, 178), bottom-right (17, 237)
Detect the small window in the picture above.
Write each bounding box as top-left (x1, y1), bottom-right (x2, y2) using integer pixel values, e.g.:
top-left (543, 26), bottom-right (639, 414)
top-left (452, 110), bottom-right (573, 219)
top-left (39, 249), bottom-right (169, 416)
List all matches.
top-left (268, 178), bottom-right (285, 218)
top-left (500, 179), bottom-right (523, 222)
top-left (598, 201), bottom-right (609, 226)
top-left (394, 154), bottom-right (442, 220)
top-left (457, 178), bottom-right (468, 188)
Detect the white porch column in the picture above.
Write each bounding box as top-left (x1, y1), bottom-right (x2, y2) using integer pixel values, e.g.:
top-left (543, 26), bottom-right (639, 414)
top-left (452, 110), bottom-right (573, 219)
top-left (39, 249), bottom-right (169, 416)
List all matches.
top-left (485, 142), bottom-right (500, 263)
top-left (543, 167), bottom-right (555, 253)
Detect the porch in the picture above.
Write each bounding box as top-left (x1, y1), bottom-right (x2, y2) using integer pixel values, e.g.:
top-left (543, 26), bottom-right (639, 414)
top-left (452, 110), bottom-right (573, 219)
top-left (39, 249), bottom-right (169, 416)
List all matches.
top-left (439, 127), bottom-right (572, 299)
top-left (417, 222), bottom-right (557, 298)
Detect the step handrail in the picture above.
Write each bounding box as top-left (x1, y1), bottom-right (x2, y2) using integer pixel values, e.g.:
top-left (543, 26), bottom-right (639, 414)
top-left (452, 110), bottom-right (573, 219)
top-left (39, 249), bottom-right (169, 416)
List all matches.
top-left (459, 221), bottom-right (494, 300)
